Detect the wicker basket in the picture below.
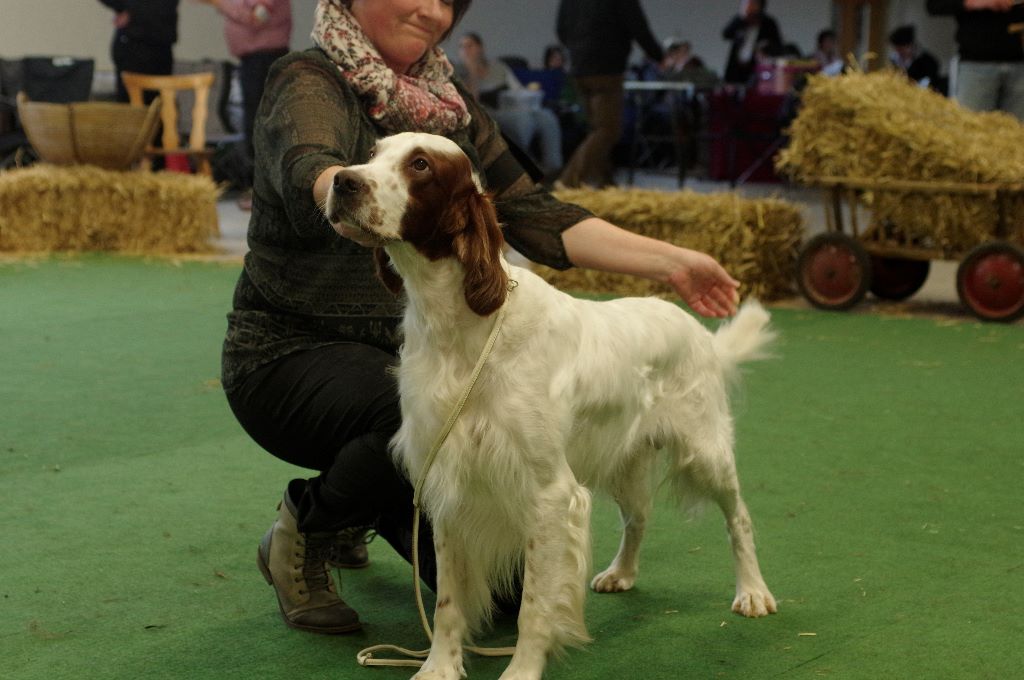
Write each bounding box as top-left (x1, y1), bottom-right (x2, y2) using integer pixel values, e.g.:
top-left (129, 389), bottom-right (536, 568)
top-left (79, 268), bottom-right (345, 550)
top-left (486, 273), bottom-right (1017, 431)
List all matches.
top-left (16, 93), bottom-right (161, 170)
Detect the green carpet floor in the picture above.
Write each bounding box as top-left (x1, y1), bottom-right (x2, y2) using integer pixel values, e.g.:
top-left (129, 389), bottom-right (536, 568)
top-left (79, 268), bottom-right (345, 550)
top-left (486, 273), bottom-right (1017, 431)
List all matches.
top-left (2, 255), bottom-right (1022, 679)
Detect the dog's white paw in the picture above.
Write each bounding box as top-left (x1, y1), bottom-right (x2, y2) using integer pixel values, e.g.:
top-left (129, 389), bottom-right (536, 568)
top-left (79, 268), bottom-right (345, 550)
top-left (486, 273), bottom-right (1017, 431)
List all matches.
top-left (411, 669), bottom-right (464, 680)
top-left (412, 660), bottom-right (466, 680)
top-left (590, 567), bottom-right (636, 593)
top-left (497, 669), bottom-right (542, 680)
top-left (731, 587), bottom-right (778, 618)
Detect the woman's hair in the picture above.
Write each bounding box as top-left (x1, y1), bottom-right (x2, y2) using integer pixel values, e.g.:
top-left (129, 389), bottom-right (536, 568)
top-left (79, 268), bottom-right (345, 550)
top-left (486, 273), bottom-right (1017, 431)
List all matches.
top-left (446, 0), bottom-right (474, 40)
top-left (336, 0), bottom-right (473, 42)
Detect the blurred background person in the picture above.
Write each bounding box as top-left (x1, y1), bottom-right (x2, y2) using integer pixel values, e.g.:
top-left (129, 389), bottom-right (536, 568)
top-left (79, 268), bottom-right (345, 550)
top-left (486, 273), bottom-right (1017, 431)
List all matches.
top-left (194, 0), bottom-right (292, 208)
top-left (98, 0), bottom-right (180, 103)
top-left (927, 0), bottom-right (1024, 119)
top-left (813, 28), bottom-right (844, 76)
top-left (555, 0), bottom-right (664, 189)
top-left (540, 44), bottom-right (587, 161)
top-left (455, 32), bottom-right (563, 178)
top-left (722, 0), bottom-right (782, 86)
top-left (659, 38), bottom-right (719, 88)
top-left (889, 24), bottom-right (944, 92)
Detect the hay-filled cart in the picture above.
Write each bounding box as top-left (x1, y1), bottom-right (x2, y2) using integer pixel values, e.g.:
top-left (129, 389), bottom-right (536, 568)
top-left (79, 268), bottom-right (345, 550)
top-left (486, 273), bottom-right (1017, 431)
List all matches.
top-left (777, 70), bottom-right (1024, 322)
top-left (797, 175), bottom-right (1024, 321)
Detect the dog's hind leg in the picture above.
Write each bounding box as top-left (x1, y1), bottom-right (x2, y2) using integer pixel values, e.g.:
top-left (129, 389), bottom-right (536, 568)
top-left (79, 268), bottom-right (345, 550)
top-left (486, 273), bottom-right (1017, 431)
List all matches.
top-left (500, 475), bottom-right (591, 680)
top-left (677, 431), bottom-right (777, 618)
top-left (591, 452), bottom-right (653, 593)
top-left (717, 484), bottom-right (776, 617)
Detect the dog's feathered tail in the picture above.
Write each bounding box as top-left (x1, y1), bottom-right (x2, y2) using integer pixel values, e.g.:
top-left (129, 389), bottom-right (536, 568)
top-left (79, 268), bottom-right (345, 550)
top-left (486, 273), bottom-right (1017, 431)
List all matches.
top-left (711, 300), bottom-right (776, 373)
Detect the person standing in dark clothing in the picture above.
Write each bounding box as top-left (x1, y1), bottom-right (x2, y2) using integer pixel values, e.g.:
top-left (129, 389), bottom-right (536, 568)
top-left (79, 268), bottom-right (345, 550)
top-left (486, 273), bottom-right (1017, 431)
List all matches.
top-left (555, 0), bottom-right (664, 189)
top-left (98, 0), bottom-right (180, 103)
top-left (927, 0), bottom-right (1024, 120)
top-left (722, 0), bottom-right (782, 86)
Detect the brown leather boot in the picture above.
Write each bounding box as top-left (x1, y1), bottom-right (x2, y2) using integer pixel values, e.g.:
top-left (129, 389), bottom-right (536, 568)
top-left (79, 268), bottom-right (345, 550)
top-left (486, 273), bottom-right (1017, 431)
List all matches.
top-left (324, 527), bottom-right (373, 569)
top-left (256, 496), bottom-right (362, 634)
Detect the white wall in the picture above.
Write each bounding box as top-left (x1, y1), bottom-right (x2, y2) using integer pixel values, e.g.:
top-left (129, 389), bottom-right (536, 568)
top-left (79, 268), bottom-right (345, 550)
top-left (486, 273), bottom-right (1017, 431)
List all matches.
top-left (1, 1), bottom-right (959, 76)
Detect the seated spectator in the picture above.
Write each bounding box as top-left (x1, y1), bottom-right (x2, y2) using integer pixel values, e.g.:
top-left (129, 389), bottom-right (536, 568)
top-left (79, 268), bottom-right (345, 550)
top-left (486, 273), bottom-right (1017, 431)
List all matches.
top-left (539, 44), bottom-right (586, 158)
top-left (544, 44), bottom-right (567, 72)
top-left (455, 32), bottom-right (563, 177)
top-left (889, 25), bottom-right (945, 93)
top-left (660, 38), bottom-right (720, 89)
top-left (537, 45), bottom-right (579, 113)
top-left (814, 29), bottom-right (844, 76)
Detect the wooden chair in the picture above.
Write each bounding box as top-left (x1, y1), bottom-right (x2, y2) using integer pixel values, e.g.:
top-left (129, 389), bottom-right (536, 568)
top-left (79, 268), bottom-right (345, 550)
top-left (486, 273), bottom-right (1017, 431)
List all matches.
top-left (120, 71), bottom-right (215, 176)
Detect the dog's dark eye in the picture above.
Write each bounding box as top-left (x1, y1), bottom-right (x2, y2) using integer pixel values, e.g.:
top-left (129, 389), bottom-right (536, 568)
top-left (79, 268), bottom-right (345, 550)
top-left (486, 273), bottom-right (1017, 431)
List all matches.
top-left (367, 149), bottom-right (376, 160)
top-left (411, 157), bottom-right (430, 172)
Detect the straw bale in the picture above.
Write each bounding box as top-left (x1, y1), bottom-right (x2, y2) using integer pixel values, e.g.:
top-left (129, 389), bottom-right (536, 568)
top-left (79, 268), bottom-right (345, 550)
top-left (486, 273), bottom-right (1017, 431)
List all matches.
top-left (533, 188), bottom-right (803, 301)
top-left (776, 69), bottom-right (1024, 251)
top-left (0, 164), bottom-right (220, 254)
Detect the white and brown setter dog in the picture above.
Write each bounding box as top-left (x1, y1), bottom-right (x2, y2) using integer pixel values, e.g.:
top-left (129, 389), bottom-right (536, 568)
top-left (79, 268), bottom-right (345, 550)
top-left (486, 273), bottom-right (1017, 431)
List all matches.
top-left (326, 132), bottom-right (777, 680)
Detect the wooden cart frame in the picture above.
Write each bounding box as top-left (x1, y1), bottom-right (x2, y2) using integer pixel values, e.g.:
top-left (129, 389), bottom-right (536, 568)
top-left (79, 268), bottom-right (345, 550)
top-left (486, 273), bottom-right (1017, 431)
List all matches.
top-left (795, 176), bottom-right (1024, 322)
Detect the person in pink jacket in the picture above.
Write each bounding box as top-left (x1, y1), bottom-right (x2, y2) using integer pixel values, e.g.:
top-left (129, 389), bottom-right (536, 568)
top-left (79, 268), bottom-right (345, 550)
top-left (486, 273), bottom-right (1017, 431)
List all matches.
top-left (197, 0), bottom-right (291, 199)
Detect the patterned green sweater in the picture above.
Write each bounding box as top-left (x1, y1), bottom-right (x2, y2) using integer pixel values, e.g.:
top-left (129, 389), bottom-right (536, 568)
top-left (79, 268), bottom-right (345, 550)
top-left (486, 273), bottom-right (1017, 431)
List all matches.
top-left (221, 49), bottom-right (591, 392)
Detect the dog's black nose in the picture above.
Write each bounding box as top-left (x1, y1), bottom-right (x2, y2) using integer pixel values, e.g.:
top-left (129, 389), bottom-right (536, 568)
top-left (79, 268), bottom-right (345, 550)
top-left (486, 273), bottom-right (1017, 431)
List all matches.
top-left (334, 170), bottom-right (365, 194)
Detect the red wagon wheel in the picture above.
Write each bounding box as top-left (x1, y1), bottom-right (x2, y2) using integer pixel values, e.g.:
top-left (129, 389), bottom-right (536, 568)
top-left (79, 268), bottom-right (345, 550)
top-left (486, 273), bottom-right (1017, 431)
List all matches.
top-left (956, 241), bottom-right (1024, 323)
top-left (796, 233), bottom-right (871, 311)
top-left (869, 256), bottom-right (931, 301)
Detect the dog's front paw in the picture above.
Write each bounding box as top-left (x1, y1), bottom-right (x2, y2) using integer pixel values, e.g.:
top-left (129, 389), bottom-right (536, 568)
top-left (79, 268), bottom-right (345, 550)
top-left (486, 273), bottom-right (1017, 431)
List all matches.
top-left (498, 671), bottom-right (542, 680)
top-left (731, 587), bottom-right (778, 617)
top-left (590, 567), bottom-right (636, 593)
top-left (411, 667), bottom-right (465, 680)
top-left (412, 657), bottom-right (466, 680)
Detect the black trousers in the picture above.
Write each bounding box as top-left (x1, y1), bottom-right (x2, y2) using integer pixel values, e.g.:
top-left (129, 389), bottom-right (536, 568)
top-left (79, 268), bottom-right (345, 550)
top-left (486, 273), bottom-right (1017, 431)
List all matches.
top-left (238, 48), bottom-right (288, 156)
top-left (225, 342), bottom-right (437, 588)
top-left (111, 33), bottom-right (173, 104)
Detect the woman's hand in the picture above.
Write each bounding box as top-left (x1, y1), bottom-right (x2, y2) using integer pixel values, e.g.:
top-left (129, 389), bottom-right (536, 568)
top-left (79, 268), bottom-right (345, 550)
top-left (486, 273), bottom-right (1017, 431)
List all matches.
top-left (562, 217), bottom-right (742, 318)
top-left (666, 250), bottom-right (740, 318)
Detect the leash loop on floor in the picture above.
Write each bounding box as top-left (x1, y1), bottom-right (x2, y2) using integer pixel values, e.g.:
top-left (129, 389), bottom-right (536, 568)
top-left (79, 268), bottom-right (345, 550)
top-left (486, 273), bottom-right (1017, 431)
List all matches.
top-left (358, 286), bottom-right (518, 668)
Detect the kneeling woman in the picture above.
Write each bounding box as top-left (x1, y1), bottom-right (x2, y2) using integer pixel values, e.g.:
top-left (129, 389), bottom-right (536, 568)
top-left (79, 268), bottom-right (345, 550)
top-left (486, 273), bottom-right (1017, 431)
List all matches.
top-left (222, 0), bottom-right (740, 634)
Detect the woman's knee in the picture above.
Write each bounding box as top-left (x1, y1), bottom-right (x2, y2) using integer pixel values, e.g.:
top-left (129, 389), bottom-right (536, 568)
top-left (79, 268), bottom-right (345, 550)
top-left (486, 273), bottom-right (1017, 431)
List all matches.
top-left (226, 343), bottom-right (401, 469)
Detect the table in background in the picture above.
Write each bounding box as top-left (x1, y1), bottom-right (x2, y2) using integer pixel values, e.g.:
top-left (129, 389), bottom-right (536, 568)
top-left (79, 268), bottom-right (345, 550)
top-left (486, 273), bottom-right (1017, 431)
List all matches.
top-left (622, 80), bottom-right (695, 188)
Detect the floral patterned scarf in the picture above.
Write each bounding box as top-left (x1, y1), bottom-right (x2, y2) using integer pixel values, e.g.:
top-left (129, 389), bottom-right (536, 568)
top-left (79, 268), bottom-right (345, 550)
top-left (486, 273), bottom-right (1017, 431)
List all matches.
top-left (311, 0), bottom-right (471, 135)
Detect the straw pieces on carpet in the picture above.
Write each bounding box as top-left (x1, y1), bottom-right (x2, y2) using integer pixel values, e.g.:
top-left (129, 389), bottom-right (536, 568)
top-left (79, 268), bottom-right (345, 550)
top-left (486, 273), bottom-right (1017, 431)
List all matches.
top-left (775, 69), bottom-right (1024, 252)
top-left (0, 164), bottom-right (220, 254)
top-left (543, 188), bottom-right (804, 301)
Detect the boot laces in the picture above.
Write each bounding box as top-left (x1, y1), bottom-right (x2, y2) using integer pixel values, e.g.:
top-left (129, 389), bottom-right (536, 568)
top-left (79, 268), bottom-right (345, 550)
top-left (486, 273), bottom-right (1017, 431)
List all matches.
top-left (299, 536), bottom-right (334, 593)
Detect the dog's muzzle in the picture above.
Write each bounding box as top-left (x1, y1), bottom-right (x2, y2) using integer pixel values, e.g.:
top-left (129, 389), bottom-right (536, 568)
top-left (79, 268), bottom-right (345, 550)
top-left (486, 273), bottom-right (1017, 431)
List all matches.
top-left (327, 168), bottom-right (368, 225)
top-left (333, 168), bottom-right (368, 196)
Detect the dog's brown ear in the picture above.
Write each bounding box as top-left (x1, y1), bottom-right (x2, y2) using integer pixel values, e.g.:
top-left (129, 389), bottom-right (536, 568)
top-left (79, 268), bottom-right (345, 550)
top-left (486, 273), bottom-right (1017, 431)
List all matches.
top-left (452, 191), bottom-right (508, 316)
top-left (373, 247), bottom-right (404, 296)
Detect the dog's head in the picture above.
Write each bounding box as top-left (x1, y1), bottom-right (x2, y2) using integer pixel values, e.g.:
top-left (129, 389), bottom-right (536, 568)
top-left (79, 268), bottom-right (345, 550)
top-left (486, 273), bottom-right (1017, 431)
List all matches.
top-left (326, 132), bottom-right (509, 316)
